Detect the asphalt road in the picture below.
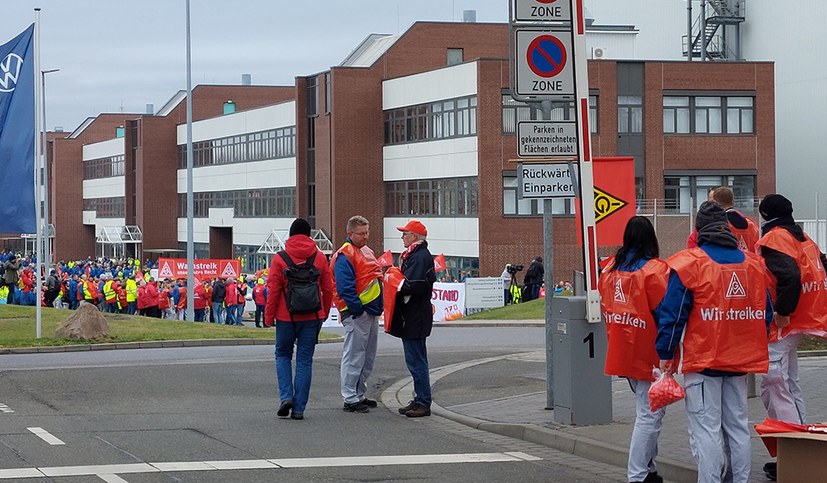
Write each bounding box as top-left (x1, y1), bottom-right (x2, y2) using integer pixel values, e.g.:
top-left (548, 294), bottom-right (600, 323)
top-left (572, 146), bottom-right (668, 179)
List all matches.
top-left (0, 328), bottom-right (625, 482)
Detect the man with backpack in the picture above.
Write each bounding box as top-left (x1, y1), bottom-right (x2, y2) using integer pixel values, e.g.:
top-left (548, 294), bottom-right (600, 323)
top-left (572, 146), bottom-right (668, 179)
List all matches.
top-left (265, 218), bottom-right (334, 421)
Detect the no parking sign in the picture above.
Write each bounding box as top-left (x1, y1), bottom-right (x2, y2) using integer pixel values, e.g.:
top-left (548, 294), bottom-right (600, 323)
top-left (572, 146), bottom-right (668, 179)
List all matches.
top-left (514, 29), bottom-right (574, 97)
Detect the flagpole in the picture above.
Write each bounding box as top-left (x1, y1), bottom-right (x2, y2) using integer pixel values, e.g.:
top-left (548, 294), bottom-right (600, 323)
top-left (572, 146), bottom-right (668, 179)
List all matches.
top-left (33, 8), bottom-right (43, 338)
top-left (185, 0), bottom-right (195, 323)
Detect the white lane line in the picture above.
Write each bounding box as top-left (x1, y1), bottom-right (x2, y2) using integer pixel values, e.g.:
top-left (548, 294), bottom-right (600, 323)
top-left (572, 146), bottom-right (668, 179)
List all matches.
top-left (98, 475), bottom-right (129, 483)
top-left (26, 427), bottom-right (65, 446)
top-left (0, 452), bottom-right (539, 479)
top-left (0, 403), bottom-right (14, 413)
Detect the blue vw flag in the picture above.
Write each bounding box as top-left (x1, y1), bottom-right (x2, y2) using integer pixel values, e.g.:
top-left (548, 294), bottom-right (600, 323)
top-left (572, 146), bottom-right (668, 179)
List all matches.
top-left (0, 24), bottom-right (35, 234)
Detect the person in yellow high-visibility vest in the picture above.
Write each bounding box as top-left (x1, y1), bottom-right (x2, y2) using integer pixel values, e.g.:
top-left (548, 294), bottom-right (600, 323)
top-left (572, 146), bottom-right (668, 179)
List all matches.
top-left (125, 275), bottom-right (138, 315)
top-left (102, 275), bottom-right (119, 313)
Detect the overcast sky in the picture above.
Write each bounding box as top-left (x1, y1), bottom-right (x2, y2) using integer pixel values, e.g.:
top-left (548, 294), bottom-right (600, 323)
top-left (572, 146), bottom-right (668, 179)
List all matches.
top-left (3, 0), bottom-right (508, 133)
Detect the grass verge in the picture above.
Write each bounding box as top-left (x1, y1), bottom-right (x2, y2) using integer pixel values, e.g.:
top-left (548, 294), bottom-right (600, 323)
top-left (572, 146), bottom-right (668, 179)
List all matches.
top-left (0, 305), bottom-right (338, 349)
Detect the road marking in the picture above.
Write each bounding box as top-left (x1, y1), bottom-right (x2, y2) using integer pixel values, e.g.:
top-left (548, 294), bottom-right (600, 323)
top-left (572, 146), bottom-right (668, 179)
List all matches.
top-left (0, 452), bottom-right (539, 480)
top-left (98, 475), bottom-right (130, 483)
top-left (26, 427), bottom-right (65, 446)
top-left (0, 403), bottom-right (13, 413)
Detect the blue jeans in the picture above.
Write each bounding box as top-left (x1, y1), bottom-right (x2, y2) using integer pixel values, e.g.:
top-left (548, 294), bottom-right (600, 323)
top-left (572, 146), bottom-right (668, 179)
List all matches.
top-left (225, 305), bottom-right (236, 325)
top-left (194, 308), bottom-right (205, 322)
top-left (402, 338), bottom-right (431, 407)
top-left (275, 319), bottom-right (322, 414)
top-left (211, 302), bottom-right (224, 323)
top-left (235, 304), bottom-right (245, 325)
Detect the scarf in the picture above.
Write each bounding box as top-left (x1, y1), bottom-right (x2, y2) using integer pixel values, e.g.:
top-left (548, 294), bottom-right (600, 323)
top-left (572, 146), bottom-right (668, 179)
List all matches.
top-left (400, 240), bottom-right (423, 263)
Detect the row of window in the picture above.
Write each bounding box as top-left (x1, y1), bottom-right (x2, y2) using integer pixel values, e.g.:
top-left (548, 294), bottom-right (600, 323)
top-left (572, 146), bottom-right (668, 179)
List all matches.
top-left (176, 187), bottom-right (296, 218)
top-left (503, 94), bottom-right (599, 135)
top-left (385, 177), bottom-right (478, 216)
top-left (83, 155), bottom-right (125, 180)
top-left (177, 127), bottom-right (296, 169)
top-left (663, 174), bottom-right (756, 214)
top-left (664, 96), bottom-right (753, 134)
top-left (83, 197), bottom-right (125, 218)
top-left (383, 96), bottom-right (477, 145)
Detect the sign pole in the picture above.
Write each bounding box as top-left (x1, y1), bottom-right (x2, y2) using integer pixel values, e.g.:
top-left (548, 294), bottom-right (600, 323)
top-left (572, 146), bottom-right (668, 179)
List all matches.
top-left (543, 197), bottom-right (554, 408)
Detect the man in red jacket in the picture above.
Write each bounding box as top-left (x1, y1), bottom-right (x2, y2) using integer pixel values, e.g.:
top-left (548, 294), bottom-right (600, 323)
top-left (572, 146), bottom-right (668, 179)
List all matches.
top-left (144, 278), bottom-right (160, 318)
top-left (253, 278), bottom-right (267, 327)
top-left (265, 218), bottom-right (334, 420)
top-left (193, 279), bottom-right (207, 322)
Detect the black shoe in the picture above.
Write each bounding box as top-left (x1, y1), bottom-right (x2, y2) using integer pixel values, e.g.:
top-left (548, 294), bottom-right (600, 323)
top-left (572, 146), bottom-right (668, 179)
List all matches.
top-left (405, 404), bottom-right (431, 418)
top-left (362, 398), bottom-right (378, 408)
top-left (398, 400), bottom-right (416, 415)
top-left (763, 462), bottom-right (777, 481)
top-left (343, 401), bottom-right (370, 413)
top-left (290, 410), bottom-right (304, 420)
top-left (277, 400), bottom-right (293, 418)
top-left (643, 472), bottom-right (663, 483)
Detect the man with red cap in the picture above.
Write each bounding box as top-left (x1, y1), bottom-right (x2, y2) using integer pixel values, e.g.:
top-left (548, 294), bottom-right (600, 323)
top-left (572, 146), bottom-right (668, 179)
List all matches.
top-left (389, 219), bottom-right (437, 418)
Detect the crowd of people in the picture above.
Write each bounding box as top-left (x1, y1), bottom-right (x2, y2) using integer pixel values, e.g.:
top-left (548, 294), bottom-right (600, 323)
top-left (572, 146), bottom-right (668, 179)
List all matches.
top-left (599, 188), bottom-right (827, 483)
top-left (0, 252), bottom-right (272, 326)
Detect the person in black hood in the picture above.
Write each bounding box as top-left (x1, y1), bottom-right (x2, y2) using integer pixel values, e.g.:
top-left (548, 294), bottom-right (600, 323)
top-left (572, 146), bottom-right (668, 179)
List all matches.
top-left (755, 194), bottom-right (827, 481)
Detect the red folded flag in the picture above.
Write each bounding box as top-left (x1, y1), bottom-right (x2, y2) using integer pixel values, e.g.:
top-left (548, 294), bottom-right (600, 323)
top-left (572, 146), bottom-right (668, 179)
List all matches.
top-left (754, 417), bottom-right (827, 457)
top-left (376, 250), bottom-right (393, 268)
top-left (434, 254), bottom-right (447, 273)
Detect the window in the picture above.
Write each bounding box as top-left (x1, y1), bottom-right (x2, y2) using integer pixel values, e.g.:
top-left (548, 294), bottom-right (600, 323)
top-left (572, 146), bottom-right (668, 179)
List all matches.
top-left (447, 48), bottom-right (464, 66)
top-left (618, 96), bottom-right (642, 134)
top-left (502, 93), bottom-right (588, 134)
top-left (324, 73), bottom-right (331, 114)
top-left (306, 77), bottom-right (318, 117)
top-left (176, 187), bottom-right (296, 218)
top-left (83, 197), bottom-right (125, 218)
top-left (663, 95), bottom-right (754, 134)
top-left (178, 127), bottom-right (296, 168)
top-left (83, 155), bottom-right (125, 180)
top-left (502, 173), bottom-right (573, 216)
top-left (382, 95), bottom-right (477, 145)
top-left (589, 95), bottom-right (598, 134)
top-left (663, 174), bottom-right (756, 213)
top-left (384, 177), bottom-right (477, 216)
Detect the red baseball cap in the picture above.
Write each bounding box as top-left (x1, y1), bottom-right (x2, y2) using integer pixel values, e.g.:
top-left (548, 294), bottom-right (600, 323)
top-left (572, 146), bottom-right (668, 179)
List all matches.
top-left (396, 220), bottom-right (427, 236)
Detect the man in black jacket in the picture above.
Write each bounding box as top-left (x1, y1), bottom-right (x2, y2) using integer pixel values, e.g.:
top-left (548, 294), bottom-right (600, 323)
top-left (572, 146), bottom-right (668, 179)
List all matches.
top-left (523, 256), bottom-right (544, 301)
top-left (211, 278), bottom-right (226, 324)
top-left (389, 220), bottom-right (437, 418)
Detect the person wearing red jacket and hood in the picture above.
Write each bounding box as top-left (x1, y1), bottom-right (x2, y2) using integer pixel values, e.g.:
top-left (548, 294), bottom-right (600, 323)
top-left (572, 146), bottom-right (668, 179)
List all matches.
top-left (225, 278), bottom-right (239, 325)
top-left (144, 278), bottom-right (160, 318)
top-left (265, 218), bottom-right (334, 420)
top-left (193, 279), bottom-right (208, 322)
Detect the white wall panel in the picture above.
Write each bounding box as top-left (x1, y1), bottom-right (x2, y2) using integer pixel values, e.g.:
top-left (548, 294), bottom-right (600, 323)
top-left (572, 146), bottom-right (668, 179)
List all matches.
top-left (383, 62), bottom-right (477, 109)
top-left (83, 176), bottom-right (125, 198)
top-left (384, 217), bottom-right (478, 258)
top-left (82, 213), bottom-right (125, 234)
top-left (383, 137), bottom-right (477, 181)
top-left (176, 158), bottom-right (296, 193)
top-left (177, 208), bottom-right (293, 246)
top-left (176, 101), bottom-right (295, 143)
top-left (83, 138), bottom-right (124, 160)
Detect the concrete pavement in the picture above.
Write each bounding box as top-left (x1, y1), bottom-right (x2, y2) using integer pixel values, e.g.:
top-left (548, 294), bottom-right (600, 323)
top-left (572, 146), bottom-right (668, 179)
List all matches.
top-left (383, 335), bottom-right (827, 483)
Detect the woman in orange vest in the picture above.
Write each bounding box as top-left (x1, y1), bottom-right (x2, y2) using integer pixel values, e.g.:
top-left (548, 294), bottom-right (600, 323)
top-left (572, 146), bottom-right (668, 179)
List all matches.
top-left (656, 201), bottom-right (772, 483)
top-left (755, 194), bottom-right (827, 480)
top-left (599, 216), bottom-right (669, 483)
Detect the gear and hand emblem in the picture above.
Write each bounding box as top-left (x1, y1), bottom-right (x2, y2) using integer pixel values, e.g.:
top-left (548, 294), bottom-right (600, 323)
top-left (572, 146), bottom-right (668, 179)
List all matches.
top-left (594, 187), bottom-right (627, 223)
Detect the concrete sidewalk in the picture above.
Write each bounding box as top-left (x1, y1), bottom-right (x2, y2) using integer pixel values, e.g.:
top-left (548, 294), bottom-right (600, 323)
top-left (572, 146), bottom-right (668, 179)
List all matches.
top-left (385, 349), bottom-right (827, 483)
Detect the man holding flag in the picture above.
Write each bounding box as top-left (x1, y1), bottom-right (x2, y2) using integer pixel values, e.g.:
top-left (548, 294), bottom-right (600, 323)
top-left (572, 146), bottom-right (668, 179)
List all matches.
top-left (0, 24), bottom-right (36, 234)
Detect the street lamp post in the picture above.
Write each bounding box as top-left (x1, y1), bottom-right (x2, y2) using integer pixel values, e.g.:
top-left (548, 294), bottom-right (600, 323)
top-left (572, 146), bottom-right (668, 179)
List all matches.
top-left (41, 68), bottom-right (59, 279)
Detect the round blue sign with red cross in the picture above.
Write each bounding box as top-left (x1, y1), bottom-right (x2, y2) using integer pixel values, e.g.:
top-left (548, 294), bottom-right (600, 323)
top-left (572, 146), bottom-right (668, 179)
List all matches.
top-left (526, 35), bottom-right (567, 78)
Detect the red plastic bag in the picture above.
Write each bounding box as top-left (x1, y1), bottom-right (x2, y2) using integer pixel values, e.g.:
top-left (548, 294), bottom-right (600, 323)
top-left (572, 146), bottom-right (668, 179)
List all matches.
top-left (648, 368), bottom-right (685, 412)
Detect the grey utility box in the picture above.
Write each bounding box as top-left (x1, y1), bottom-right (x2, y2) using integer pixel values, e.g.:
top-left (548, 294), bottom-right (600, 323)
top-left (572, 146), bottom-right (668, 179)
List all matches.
top-left (550, 296), bottom-right (612, 425)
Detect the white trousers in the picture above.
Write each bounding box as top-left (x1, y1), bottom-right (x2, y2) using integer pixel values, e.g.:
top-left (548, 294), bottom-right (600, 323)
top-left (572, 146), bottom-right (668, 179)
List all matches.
top-left (761, 334), bottom-right (805, 424)
top-left (684, 373), bottom-right (750, 483)
top-left (627, 378), bottom-right (665, 482)
top-left (340, 312), bottom-right (378, 404)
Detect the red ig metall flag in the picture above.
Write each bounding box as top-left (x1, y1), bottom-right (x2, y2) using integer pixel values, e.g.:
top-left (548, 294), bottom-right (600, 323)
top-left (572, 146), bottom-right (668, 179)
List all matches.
top-left (433, 254), bottom-right (447, 273)
top-left (376, 250), bottom-right (393, 268)
top-left (576, 156), bottom-right (636, 247)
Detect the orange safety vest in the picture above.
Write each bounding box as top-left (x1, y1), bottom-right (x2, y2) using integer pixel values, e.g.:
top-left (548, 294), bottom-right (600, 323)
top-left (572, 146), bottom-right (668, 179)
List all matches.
top-left (667, 248), bottom-right (770, 374)
top-left (756, 227), bottom-right (827, 341)
top-left (599, 257), bottom-right (669, 381)
top-left (729, 211), bottom-right (761, 253)
top-left (330, 242), bottom-right (382, 313)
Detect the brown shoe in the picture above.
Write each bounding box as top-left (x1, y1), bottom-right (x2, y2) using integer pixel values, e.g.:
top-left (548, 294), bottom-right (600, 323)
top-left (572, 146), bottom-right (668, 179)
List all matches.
top-left (398, 400), bottom-right (416, 415)
top-left (405, 404), bottom-right (431, 418)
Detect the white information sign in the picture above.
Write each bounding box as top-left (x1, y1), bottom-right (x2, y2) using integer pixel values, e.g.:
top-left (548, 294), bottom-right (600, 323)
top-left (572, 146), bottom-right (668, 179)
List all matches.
top-left (465, 278), bottom-right (505, 309)
top-left (518, 121), bottom-right (578, 157)
top-left (518, 163), bottom-right (577, 198)
top-left (514, 29), bottom-right (575, 98)
top-left (512, 0), bottom-right (572, 23)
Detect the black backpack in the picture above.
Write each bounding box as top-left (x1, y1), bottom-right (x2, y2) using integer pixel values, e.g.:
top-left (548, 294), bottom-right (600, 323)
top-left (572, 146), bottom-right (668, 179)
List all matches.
top-left (277, 251), bottom-right (322, 318)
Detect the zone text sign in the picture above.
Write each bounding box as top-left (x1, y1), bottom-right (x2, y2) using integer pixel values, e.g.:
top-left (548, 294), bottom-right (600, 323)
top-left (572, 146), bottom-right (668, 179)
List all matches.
top-left (513, 0), bottom-right (571, 23)
top-left (514, 29), bottom-right (574, 97)
top-left (518, 121), bottom-right (578, 157)
top-left (518, 163), bottom-right (577, 198)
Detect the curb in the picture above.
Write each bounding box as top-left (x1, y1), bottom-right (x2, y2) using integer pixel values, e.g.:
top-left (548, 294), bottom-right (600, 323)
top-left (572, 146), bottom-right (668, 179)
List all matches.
top-left (381, 352), bottom-right (698, 483)
top-left (0, 336), bottom-right (344, 355)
